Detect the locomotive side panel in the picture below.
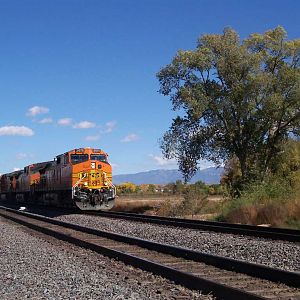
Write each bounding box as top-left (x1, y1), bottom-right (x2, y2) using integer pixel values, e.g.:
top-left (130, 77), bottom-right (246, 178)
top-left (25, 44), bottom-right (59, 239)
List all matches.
top-left (0, 171), bottom-right (24, 201)
top-left (0, 175), bottom-right (9, 200)
top-left (39, 155), bottom-right (73, 207)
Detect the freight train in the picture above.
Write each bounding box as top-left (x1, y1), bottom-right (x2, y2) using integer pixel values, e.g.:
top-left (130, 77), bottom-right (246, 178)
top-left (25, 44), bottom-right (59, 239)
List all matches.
top-left (0, 148), bottom-right (116, 210)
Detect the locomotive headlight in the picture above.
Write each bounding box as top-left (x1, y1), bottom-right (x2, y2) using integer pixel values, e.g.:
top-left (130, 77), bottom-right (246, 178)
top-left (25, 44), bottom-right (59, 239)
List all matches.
top-left (91, 162), bottom-right (96, 169)
top-left (84, 182), bottom-right (88, 186)
top-left (104, 181), bottom-right (108, 186)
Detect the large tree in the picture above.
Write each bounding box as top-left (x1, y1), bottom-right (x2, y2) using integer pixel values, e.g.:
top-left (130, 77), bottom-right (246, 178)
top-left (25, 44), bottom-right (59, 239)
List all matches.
top-left (157, 27), bottom-right (300, 184)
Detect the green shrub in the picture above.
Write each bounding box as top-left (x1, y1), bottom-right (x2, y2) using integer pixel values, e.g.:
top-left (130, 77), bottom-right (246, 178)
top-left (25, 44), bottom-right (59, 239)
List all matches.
top-left (216, 176), bottom-right (299, 227)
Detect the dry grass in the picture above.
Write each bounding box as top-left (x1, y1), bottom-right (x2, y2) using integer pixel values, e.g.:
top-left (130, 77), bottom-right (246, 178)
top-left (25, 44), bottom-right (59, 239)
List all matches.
top-left (224, 198), bottom-right (300, 228)
top-left (216, 177), bottom-right (300, 228)
top-left (155, 199), bottom-right (182, 217)
top-left (112, 194), bottom-right (229, 222)
top-left (112, 195), bottom-right (182, 214)
top-left (112, 194), bottom-right (225, 221)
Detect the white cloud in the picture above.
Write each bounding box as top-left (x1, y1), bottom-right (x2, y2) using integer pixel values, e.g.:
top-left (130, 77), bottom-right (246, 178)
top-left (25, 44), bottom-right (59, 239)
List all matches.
top-left (57, 118), bottom-right (73, 126)
top-left (13, 167), bottom-right (21, 171)
top-left (149, 154), bottom-right (177, 168)
top-left (0, 126), bottom-right (34, 136)
top-left (38, 117), bottom-right (53, 124)
top-left (27, 106), bottom-right (49, 117)
top-left (73, 121), bottom-right (96, 129)
top-left (16, 153), bottom-right (27, 160)
top-left (111, 163), bottom-right (119, 169)
top-left (197, 160), bottom-right (216, 169)
top-left (121, 133), bottom-right (139, 143)
top-left (105, 121), bottom-right (116, 133)
top-left (85, 135), bottom-right (100, 141)
top-left (16, 153), bottom-right (34, 160)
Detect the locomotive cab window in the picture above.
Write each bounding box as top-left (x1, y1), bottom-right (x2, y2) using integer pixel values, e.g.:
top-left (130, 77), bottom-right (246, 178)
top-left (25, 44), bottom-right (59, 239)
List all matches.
top-left (90, 154), bottom-right (107, 162)
top-left (70, 154), bottom-right (89, 164)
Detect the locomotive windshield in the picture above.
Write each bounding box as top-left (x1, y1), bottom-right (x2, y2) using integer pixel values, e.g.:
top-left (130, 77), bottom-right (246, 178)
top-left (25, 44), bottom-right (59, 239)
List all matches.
top-left (70, 154), bottom-right (89, 164)
top-left (90, 154), bottom-right (107, 162)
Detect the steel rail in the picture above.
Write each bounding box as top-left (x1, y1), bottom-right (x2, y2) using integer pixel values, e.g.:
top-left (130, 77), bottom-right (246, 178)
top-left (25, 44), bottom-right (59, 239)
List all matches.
top-left (0, 206), bottom-right (300, 300)
top-left (2, 200), bottom-right (300, 242)
top-left (89, 210), bottom-right (300, 242)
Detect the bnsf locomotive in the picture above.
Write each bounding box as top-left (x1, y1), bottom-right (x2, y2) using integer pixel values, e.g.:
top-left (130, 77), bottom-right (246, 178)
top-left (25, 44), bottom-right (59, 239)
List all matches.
top-left (0, 148), bottom-right (116, 210)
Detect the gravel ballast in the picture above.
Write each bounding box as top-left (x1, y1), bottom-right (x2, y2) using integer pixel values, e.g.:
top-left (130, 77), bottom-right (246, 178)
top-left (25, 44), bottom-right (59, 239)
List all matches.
top-left (53, 214), bottom-right (300, 272)
top-left (0, 217), bottom-right (211, 300)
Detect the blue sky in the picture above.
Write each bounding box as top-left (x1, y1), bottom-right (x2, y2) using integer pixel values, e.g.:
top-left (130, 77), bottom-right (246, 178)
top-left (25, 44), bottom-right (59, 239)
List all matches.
top-left (0, 0), bottom-right (299, 175)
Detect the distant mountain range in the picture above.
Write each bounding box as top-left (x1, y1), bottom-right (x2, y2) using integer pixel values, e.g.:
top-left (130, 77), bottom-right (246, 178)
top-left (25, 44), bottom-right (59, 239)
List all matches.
top-left (113, 167), bottom-right (224, 185)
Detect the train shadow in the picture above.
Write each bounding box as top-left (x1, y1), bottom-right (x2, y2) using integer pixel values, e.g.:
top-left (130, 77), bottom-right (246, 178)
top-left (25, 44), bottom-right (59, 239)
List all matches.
top-left (0, 200), bottom-right (79, 218)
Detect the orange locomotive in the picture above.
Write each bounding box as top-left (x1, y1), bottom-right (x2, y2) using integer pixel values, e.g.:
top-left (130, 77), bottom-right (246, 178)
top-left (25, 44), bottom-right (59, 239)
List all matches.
top-left (0, 148), bottom-right (116, 210)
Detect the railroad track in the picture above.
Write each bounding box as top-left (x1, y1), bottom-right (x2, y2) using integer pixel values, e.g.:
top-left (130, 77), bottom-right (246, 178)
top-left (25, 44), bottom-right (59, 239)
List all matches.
top-left (2, 201), bottom-right (299, 242)
top-left (0, 206), bottom-right (300, 300)
top-left (90, 210), bottom-right (300, 242)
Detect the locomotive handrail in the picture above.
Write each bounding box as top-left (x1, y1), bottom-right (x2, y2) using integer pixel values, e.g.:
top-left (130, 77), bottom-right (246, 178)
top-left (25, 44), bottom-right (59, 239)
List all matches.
top-left (72, 173), bottom-right (88, 199)
top-left (103, 172), bottom-right (116, 198)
